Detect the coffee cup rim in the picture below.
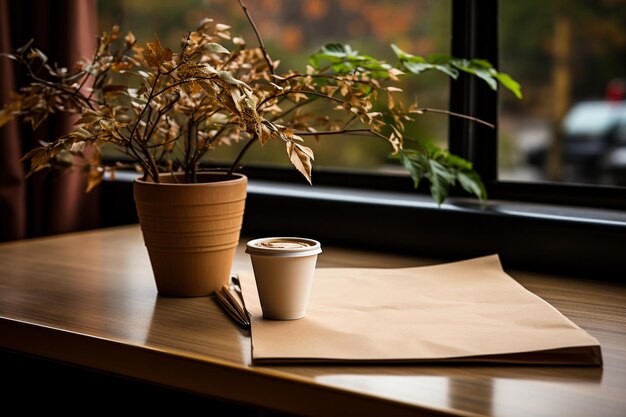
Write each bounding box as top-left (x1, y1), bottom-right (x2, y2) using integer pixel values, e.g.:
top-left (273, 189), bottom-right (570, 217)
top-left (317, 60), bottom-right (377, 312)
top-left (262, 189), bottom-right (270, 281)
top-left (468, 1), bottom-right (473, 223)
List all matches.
top-left (246, 237), bottom-right (322, 257)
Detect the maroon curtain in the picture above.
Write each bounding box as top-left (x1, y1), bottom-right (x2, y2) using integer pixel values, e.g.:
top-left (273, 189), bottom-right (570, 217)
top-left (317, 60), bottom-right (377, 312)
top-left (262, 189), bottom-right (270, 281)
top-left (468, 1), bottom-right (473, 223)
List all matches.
top-left (0, 0), bottom-right (100, 241)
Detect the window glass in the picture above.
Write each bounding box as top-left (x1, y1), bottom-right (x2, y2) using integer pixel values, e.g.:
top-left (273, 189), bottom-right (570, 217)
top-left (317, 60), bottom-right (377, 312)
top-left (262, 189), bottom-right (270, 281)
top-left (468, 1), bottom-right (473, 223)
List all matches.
top-left (499, 1), bottom-right (626, 186)
top-left (98, 0), bottom-right (451, 172)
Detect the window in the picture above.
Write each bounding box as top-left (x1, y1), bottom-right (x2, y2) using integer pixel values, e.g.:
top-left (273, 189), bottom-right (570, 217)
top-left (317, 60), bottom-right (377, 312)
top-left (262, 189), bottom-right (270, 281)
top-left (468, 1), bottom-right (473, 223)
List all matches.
top-left (99, 0), bottom-right (452, 173)
top-left (449, 0), bottom-right (626, 209)
top-left (98, 0), bottom-right (625, 279)
top-left (499, 0), bottom-right (626, 187)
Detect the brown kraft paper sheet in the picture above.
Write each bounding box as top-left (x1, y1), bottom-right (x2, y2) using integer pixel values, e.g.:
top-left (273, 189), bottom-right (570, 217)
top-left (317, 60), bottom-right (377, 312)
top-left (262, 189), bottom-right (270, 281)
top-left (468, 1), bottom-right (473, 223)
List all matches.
top-left (237, 255), bottom-right (602, 365)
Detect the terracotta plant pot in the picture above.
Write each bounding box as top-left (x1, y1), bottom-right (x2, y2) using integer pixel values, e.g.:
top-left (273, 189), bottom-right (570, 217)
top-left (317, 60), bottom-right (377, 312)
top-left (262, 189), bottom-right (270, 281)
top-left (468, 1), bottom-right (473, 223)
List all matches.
top-left (133, 172), bottom-right (247, 297)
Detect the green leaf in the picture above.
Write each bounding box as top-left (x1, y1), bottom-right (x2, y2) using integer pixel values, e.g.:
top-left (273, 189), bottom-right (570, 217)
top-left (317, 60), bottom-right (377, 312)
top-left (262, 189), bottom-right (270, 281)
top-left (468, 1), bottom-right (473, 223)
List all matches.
top-left (390, 44), bottom-right (410, 59)
top-left (451, 58), bottom-right (498, 90)
top-left (425, 55), bottom-right (459, 78)
top-left (422, 141), bottom-right (446, 160)
top-left (431, 64), bottom-right (459, 79)
top-left (392, 44), bottom-right (521, 99)
top-left (393, 144), bottom-right (486, 204)
top-left (392, 149), bottom-right (426, 189)
top-left (427, 159), bottom-right (456, 205)
top-left (392, 44), bottom-right (430, 74)
top-left (319, 43), bottom-right (352, 57)
top-left (427, 54), bottom-right (452, 65)
top-left (458, 170), bottom-right (487, 200)
top-left (494, 72), bottom-right (523, 99)
top-left (393, 45), bottom-right (458, 78)
top-left (310, 43), bottom-right (392, 78)
top-left (450, 58), bottom-right (522, 98)
top-left (444, 153), bottom-right (473, 171)
top-left (401, 59), bottom-right (432, 75)
top-left (469, 58), bottom-right (493, 69)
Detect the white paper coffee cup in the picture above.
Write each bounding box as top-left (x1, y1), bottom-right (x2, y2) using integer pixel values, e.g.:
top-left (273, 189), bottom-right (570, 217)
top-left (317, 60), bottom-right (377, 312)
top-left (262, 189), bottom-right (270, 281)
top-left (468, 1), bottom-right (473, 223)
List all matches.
top-left (246, 237), bottom-right (322, 320)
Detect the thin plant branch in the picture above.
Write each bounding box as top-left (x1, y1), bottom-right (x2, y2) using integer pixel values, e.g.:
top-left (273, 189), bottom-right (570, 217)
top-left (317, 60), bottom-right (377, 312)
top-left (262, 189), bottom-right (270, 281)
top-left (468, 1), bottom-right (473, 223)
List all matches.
top-left (417, 107), bottom-right (494, 128)
top-left (296, 128), bottom-right (389, 142)
top-left (238, 0), bottom-right (274, 75)
top-left (228, 134), bottom-right (257, 177)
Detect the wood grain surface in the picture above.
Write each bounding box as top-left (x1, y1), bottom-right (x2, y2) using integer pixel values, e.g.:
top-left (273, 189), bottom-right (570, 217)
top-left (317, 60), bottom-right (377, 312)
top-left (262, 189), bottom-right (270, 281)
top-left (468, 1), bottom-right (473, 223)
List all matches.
top-left (0, 225), bottom-right (624, 417)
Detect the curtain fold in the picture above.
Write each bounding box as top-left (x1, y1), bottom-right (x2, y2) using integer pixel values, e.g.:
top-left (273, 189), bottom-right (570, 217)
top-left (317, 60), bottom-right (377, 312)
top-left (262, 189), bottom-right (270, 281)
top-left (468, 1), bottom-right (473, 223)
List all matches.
top-left (0, 0), bottom-right (100, 242)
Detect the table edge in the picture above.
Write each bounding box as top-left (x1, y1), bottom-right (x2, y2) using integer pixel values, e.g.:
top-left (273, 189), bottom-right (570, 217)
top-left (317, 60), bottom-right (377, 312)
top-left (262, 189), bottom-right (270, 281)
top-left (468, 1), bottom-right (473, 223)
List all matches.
top-left (0, 316), bottom-right (481, 417)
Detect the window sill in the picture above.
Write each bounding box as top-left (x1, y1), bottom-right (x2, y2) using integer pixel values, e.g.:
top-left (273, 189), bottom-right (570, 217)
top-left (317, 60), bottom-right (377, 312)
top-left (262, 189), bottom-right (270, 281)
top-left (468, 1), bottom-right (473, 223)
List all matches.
top-left (103, 173), bottom-right (625, 281)
top-left (243, 180), bottom-right (624, 281)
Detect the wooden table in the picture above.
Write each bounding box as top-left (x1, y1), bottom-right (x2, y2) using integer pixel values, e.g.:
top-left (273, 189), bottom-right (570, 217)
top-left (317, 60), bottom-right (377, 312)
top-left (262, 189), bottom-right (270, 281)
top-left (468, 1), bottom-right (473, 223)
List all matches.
top-left (0, 225), bottom-right (624, 416)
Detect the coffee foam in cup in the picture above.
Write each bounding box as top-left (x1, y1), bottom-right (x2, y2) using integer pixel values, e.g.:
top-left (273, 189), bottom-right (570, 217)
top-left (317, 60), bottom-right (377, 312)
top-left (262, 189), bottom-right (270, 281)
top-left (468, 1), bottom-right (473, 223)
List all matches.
top-left (257, 239), bottom-right (312, 249)
top-left (246, 237), bottom-right (322, 257)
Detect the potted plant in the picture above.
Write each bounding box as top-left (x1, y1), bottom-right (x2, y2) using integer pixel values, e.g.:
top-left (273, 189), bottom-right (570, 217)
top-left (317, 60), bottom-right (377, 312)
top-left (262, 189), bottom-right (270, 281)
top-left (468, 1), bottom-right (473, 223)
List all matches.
top-left (0, 2), bottom-right (520, 297)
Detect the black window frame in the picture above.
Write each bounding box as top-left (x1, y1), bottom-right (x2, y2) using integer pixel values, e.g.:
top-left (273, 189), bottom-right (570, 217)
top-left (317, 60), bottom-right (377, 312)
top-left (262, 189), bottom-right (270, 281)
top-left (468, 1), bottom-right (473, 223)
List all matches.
top-left (102, 0), bottom-right (626, 281)
top-left (448, 0), bottom-right (626, 209)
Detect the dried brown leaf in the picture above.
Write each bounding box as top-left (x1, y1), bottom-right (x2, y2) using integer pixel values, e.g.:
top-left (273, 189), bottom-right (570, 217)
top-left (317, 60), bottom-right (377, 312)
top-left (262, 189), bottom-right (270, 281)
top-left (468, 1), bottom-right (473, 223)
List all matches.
top-left (0, 107), bottom-right (16, 128)
top-left (290, 92), bottom-right (308, 102)
top-left (144, 34), bottom-right (173, 68)
top-left (387, 91), bottom-right (396, 110)
top-left (295, 142), bottom-right (314, 160)
top-left (64, 127), bottom-right (93, 140)
top-left (321, 85), bottom-right (339, 96)
top-left (125, 31), bottom-right (136, 48)
top-left (387, 68), bottom-right (404, 81)
top-left (286, 140), bottom-right (313, 185)
top-left (111, 25), bottom-right (121, 41)
top-left (86, 166), bottom-right (104, 192)
top-left (69, 141), bottom-right (86, 154)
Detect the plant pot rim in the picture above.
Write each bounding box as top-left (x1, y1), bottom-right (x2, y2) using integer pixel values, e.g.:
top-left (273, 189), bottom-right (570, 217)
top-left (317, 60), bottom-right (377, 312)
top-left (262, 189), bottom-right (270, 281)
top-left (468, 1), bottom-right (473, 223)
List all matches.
top-left (134, 172), bottom-right (247, 187)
